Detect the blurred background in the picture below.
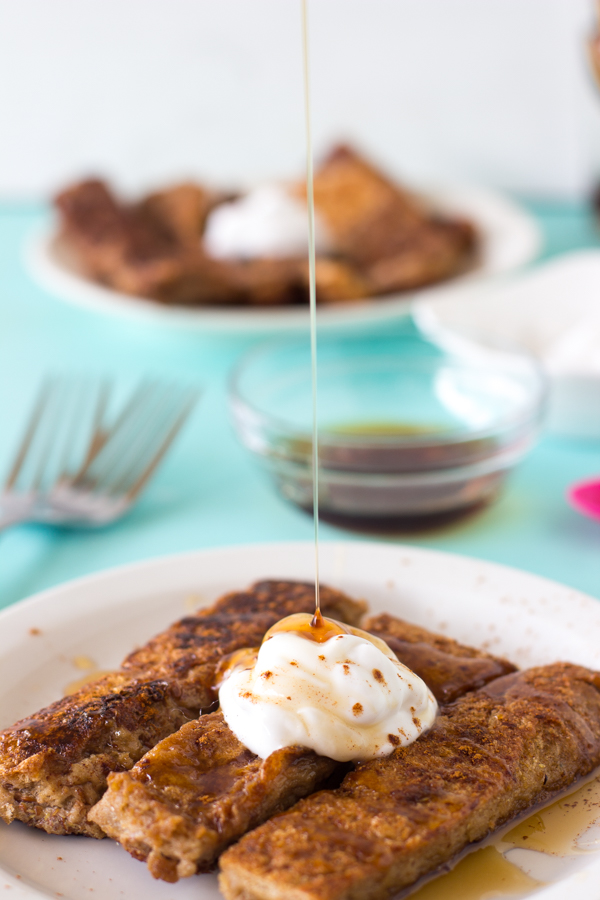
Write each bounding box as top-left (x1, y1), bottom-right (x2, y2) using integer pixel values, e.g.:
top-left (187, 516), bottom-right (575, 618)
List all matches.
top-left (2, 7), bottom-right (600, 892)
top-left (1, 0), bottom-right (598, 200)
top-left (1, 0), bottom-right (600, 607)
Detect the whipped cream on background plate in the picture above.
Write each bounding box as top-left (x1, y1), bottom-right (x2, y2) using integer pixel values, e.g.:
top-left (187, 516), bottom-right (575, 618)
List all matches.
top-left (203, 183), bottom-right (334, 260)
top-left (218, 614), bottom-right (437, 762)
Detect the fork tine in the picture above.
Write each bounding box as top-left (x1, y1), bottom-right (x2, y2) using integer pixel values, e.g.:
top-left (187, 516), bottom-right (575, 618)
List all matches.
top-left (55, 378), bottom-right (88, 482)
top-left (4, 379), bottom-right (53, 490)
top-left (110, 389), bottom-right (198, 497)
top-left (102, 387), bottom-right (196, 496)
top-left (82, 380), bottom-right (150, 473)
top-left (80, 380), bottom-right (112, 469)
top-left (124, 391), bottom-right (198, 499)
top-left (74, 383), bottom-right (198, 498)
top-left (31, 378), bottom-right (77, 491)
top-left (77, 382), bottom-right (171, 490)
top-left (69, 380), bottom-right (112, 478)
top-left (3, 376), bottom-right (197, 529)
top-left (72, 381), bottom-right (157, 487)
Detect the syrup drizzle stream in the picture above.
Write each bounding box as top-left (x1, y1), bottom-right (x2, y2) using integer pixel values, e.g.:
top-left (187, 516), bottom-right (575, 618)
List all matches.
top-left (301, 0), bottom-right (321, 624)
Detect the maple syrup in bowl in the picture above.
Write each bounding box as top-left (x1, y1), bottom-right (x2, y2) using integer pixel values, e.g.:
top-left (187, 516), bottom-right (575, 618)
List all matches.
top-left (229, 334), bottom-right (546, 528)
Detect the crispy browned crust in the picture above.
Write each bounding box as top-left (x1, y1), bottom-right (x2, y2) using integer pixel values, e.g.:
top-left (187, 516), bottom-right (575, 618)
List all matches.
top-left (139, 182), bottom-right (223, 246)
top-left (55, 179), bottom-right (241, 306)
top-left (212, 257), bottom-right (373, 307)
top-left (0, 580), bottom-right (364, 837)
top-left (589, 32), bottom-right (600, 93)
top-left (364, 613), bottom-right (516, 703)
top-left (55, 147), bottom-right (478, 308)
top-left (309, 145), bottom-right (478, 290)
top-left (219, 663), bottom-right (600, 900)
top-left (299, 259), bottom-right (373, 305)
top-left (309, 145), bottom-right (425, 262)
top-left (217, 258), bottom-right (305, 306)
top-left (0, 676), bottom-right (192, 839)
top-left (55, 179), bottom-right (183, 295)
top-left (364, 217), bottom-right (478, 294)
top-left (88, 612), bottom-right (515, 881)
top-left (120, 581), bottom-right (366, 709)
top-left (90, 712), bottom-right (336, 882)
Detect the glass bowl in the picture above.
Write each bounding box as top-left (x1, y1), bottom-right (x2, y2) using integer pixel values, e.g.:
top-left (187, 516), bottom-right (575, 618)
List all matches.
top-left (229, 333), bottom-right (546, 529)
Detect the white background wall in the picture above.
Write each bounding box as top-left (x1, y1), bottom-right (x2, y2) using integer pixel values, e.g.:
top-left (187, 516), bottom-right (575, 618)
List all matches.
top-left (0, 0), bottom-right (599, 201)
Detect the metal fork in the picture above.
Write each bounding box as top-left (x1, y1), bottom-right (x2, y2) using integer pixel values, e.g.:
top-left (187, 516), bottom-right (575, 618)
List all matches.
top-left (0, 378), bottom-right (198, 530)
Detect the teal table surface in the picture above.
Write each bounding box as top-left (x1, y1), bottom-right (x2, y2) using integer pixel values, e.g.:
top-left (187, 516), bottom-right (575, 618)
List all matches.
top-left (1, 199), bottom-right (599, 611)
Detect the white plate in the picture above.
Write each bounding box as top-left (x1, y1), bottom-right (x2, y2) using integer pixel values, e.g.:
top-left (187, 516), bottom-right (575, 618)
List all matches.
top-left (1, 540), bottom-right (598, 900)
top-left (25, 185), bottom-right (541, 334)
top-left (416, 250), bottom-right (600, 439)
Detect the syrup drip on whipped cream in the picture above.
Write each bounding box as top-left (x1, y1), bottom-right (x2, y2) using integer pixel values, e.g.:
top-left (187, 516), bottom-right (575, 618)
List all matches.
top-left (216, 3), bottom-right (440, 763)
top-left (214, 614), bottom-right (349, 692)
top-left (218, 612), bottom-right (437, 762)
top-left (267, 610), bottom-right (348, 643)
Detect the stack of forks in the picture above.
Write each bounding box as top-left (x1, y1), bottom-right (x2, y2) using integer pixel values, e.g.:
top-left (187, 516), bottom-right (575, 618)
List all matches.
top-left (1, 379), bottom-right (198, 530)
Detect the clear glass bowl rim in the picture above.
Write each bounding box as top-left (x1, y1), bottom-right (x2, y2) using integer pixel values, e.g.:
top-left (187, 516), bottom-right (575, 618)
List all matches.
top-left (229, 335), bottom-right (548, 451)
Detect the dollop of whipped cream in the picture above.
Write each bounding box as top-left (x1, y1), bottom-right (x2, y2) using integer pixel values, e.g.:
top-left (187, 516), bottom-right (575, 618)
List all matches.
top-left (218, 614), bottom-right (437, 762)
top-left (203, 183), bottom-right (334, 260)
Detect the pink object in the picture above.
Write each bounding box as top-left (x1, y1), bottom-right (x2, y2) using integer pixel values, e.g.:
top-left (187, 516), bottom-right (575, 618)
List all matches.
top-left (568, 478), bottom-right (600, 521)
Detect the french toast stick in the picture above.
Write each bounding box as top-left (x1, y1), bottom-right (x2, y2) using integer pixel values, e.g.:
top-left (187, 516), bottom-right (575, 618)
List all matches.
top-left (55, 179), bottom-right (183, 297)
top-left (0, 581), bottom-right (364, 837)
top-left (310, 145), bottom-right (478, 292)
top-left (89, 616), bottom-right (515, 880)
top-left (363, 612), bottom-right (515, 704)
top-left (90, 711), bottom-right (336, 882)
top-left (219, 663), bottom-right (600, 900)
top-left (55, 179), bottom-right (241, 306)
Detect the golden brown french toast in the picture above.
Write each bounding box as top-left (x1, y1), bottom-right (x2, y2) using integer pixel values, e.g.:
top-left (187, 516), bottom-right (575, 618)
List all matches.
top-left (219, 663), bottom-right (600, 900)
top-left (0, 581), bottom-right (364, 837)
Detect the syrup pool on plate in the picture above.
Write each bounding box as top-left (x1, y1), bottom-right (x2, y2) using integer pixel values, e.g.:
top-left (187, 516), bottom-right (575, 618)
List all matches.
top-left (407, 771), bottom-right (600, 899)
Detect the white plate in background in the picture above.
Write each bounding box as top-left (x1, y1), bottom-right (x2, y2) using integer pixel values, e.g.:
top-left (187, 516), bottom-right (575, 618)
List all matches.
top-left (1, 541), bottom-right (600, 900)
top-left (26, 185), bottom-right (540, 334)
top-left (417, 250), bottom-right (600, 439)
